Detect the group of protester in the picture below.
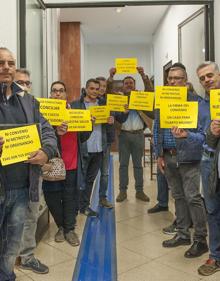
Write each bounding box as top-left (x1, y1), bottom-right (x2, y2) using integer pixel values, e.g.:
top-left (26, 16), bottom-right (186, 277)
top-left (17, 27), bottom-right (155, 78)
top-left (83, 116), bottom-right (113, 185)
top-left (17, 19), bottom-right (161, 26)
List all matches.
top-left (0, 46), bottom-right (220, 280)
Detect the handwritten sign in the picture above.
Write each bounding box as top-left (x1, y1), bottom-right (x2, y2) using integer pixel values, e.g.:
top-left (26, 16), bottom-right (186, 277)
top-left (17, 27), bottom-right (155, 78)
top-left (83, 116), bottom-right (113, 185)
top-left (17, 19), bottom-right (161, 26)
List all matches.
top-left (210, 89), bottom-right (220, 120)
top-left (66, 109), bottom-right (92, 131)
top-left (107, 94), bottom-right (128, 112)
top-left (129, 91), bottom-right (154, 111)
top-left (155, 86), bottom-right (187, 109)
top-left (90, 106), bottom-right (110, 124)
top-left (115, 58), bottom-right (137, 74)
top-left (0, 124), bottom-right (41, 166)
top-left (160, 102), bottom-right (198, 128)
top-left (37, 98), bottom-right (66, 126)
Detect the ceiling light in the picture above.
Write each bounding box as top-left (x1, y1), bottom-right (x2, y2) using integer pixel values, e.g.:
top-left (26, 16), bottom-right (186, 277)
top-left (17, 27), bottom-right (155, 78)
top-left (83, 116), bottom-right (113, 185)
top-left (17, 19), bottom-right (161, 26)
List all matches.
top-left (115, 7), bottom-right (122, 13)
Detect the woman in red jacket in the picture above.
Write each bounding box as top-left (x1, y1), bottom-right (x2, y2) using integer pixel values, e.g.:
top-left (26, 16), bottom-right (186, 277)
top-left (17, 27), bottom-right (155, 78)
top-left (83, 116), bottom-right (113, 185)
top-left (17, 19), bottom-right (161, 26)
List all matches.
top-left (43, 81), bottom-right (90, 246)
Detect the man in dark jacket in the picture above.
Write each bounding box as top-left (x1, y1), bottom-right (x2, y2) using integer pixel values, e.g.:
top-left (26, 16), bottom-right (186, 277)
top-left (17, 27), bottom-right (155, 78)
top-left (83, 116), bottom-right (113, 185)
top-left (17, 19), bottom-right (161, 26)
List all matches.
top-left (96, 76), bottom-right (128, 208)
top-left (0, 47), bottom-right (57, 281)
top-left (71, 78), bottom-right (114, 217)
top-left (156, 65), bottom-right (208, 258)
top-left (197, 61), bottom-right (220, 276)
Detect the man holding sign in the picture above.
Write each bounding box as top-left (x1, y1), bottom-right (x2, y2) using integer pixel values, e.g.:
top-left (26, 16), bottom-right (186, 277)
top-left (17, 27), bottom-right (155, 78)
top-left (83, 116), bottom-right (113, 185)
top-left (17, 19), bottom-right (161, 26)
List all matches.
top-left (72, 78), bottom-right (114, 217)
top-left (155, 64), bottom-right (208, 258)
top-left (108, 66), bottom-right (154, 203)
top-left (14, 69), bottom-right (49, 275)
top-left (0, 48), bottom-right (57, 281)
top-left (196, 62), bottom-right (220, 276)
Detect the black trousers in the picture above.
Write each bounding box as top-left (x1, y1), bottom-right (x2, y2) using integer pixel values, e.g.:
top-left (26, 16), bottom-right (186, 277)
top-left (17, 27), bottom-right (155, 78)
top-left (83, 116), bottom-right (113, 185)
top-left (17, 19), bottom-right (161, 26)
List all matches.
top-left (43, 170), bottom-right (78, 233)
top-left (79, 152), bottom-right (103, 211)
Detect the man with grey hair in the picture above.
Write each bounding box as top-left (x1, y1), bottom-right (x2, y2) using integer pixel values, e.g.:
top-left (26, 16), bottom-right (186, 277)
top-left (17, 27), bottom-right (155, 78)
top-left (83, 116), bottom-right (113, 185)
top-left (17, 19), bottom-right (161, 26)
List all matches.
top-left (14, 69), bottom-right (49, 274)
top-left (196, 61), bottom-right (220, 276)
top-left (156, 64), bottom-right (208, 258)
top-left (0, 47), bottom-right (57, 281)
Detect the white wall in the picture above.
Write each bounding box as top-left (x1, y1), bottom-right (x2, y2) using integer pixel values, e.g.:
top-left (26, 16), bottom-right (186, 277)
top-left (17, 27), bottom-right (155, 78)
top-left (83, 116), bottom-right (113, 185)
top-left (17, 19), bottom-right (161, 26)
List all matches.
top-left (0, 0), bottom-right (18, 58)
top-left (214, 0), bottom-right (220, 65)
top-left (46, 8), bottom-right (60, 94)
top-left (84, 44), bottom-right (152, 90)
top-left (153, 5), bottom-right (203, 87)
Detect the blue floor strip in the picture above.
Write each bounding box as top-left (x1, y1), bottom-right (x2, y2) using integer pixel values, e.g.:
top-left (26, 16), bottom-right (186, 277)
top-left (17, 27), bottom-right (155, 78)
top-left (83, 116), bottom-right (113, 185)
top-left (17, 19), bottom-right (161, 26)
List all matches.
top-left (72, 156), bottom-right (117, 281)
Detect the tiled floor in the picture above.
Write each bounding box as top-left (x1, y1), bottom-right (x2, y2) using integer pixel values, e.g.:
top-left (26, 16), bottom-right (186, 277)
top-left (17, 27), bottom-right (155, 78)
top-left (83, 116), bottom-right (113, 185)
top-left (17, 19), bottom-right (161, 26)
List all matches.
top-left (16, 157), bottom-right (220, 281)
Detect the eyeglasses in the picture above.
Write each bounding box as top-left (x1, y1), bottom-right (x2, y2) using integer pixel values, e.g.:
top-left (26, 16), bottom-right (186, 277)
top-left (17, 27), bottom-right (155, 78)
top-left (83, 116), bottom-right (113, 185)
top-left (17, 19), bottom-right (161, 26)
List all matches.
top-left (51, 88), bottom-right (66, 93)
top-left (16, 80), bottom-right (32, 87)
top-left (167, 76), bottom-right (185, 82)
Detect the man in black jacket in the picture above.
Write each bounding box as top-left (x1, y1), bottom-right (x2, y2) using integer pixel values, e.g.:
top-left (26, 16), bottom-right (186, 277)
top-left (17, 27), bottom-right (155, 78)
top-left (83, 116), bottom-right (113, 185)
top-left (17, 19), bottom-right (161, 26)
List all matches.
top-left (0, 47), bottom-right (57, 281)
top-left (71, 78), bottom-right (114, 217)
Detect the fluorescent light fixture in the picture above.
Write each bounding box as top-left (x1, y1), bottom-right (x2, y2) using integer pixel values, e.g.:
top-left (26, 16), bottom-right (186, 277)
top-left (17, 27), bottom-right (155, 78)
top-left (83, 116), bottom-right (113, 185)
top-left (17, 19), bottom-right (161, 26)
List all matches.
top-left (115, 7), bottom-right (122, 13)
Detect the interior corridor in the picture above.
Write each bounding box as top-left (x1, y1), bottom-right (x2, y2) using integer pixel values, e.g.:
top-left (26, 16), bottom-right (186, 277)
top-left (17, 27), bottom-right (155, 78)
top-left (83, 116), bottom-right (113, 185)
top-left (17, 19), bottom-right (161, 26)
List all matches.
top-left (15, 156), bottom-right (219, 281)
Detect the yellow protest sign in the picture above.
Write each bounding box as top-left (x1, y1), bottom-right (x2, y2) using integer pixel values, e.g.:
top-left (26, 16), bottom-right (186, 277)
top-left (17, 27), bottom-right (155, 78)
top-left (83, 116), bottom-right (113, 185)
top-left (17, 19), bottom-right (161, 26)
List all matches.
top-left (155, 86), bottom-right (187, 109)
top-left (160, 102), bottom-right (198, 129)
top-left (210, 89), bottom-right (220, 120)
top-left (37, 98), bottom-right (66, 126)
top-left (90, 106), bottom-right (110, 124)
top-left (66, 109), bottom-right (92, 132)
top-left (0, 124), bottom-right (41, 166)
top-left (107, 94), bottom-right (128, 112)
top-left (115, 58), bottom-right (137, 74)
top-left (129, 91), bottom-right (154, 111)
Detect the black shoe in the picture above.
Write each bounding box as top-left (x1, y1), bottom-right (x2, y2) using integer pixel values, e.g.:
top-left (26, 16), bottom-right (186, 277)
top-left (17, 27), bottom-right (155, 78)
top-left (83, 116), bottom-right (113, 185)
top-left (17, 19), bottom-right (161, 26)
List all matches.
top-left (162, 221), bottom-right (178, 235)
top-left (148, 204), bottom-right (168, 214)
top-left (162, 234), bottom-right (191, 248)
top-left (184, 241), bottom-right (208, 258)
top-left (84, 207), bottom-right (98, 217)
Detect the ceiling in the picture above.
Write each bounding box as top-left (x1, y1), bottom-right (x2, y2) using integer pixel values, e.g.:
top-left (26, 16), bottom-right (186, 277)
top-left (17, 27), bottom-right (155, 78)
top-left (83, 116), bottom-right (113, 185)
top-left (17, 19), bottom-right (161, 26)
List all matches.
top-left (60, 5), bottom-right (169, 44)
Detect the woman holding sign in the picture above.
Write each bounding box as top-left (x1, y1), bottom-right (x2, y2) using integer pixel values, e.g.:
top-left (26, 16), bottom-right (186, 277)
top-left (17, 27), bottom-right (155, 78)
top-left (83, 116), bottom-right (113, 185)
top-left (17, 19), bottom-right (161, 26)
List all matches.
top-left (42, 81), bottom-right (90, 247)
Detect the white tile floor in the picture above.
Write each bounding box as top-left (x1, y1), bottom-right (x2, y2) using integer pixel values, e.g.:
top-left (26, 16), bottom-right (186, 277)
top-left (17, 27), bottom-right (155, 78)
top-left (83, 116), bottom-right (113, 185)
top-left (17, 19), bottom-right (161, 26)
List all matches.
top-left (16, 158), bottom-right (220, 281)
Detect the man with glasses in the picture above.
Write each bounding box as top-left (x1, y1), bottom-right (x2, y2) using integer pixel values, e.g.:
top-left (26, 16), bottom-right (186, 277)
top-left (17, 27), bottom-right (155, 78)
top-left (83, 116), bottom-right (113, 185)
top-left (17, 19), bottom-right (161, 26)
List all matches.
top-left (14, 69), bottom-right (49, 274)
top-left (155, 63), bottom-right (208, 258)
top-left (15, 69), bottom-right (32, 92)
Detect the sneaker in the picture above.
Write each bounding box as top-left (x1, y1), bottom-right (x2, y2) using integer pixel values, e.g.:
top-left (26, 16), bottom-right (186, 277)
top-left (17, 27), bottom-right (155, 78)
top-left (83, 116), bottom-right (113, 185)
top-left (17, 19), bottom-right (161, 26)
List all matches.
top-left (19, 257), bottom-right (49, 274)
top-left (162, 221), bottom-right (178, 235)
top-left (136, 191), bottom-right (150, 202)
top-left (83, 207), bottom-right (98, 217)
top-left (99, 198), bottom-right (114, 208)
top-left (198, 258), bottom-right (220, 276)
top-left (116, 191), bottom-right (127, 202)
top-left (162, 234), bottom-right (191, 248)
top-left (184, 241), bottom-right (208, 258)
top-left (55, 227), bottom-right (65, 242)
top-left (148, 203), bottom-right (168, 214)
top-left (65, 230), bottom-right (80, 247)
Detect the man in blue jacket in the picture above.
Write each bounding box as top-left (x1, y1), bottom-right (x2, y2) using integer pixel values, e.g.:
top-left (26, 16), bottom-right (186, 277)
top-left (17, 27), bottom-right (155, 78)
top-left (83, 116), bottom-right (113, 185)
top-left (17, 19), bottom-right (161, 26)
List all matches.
top-left (155, 64), bottom-right (208, 258)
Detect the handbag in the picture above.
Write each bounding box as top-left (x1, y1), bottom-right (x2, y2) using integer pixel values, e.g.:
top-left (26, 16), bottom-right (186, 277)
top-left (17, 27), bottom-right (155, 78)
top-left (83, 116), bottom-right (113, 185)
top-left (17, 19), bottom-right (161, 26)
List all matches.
top-left (42, 151), bottom-right (66, 181)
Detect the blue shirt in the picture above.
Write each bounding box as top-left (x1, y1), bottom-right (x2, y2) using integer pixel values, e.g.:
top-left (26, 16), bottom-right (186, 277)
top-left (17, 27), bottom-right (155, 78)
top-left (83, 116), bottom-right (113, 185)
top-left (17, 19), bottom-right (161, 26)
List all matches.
top-left (84, 100), bottom-right (102, 153)
top-left (153, 110), bottom-right (176, 157)
top-left (198, 95), bottom-right (214, 152)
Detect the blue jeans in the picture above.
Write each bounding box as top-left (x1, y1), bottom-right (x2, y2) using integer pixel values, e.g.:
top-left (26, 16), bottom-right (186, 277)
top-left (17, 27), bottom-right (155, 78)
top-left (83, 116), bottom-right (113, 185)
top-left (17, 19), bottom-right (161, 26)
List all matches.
top-left (99, 145), bottom-right (110, 199)
top-left (79, 152), bottom-right (103, 211)
top-left (19, 201), bottom-right (39, 263)
top-left (0, 188), bottom-right (29, 281)
top-left (201, 154), bottom-right (220, 261)
top-left (157, 167), bottom-right (169, 207)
